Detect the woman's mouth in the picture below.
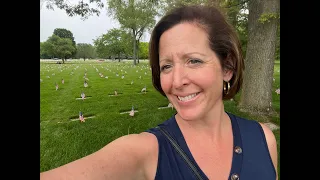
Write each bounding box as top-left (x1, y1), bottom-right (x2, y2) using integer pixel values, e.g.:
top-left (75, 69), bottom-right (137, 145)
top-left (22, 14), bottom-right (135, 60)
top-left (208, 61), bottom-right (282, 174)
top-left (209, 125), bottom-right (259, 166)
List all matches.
top-left (177, 92), bottom-right (200, 102)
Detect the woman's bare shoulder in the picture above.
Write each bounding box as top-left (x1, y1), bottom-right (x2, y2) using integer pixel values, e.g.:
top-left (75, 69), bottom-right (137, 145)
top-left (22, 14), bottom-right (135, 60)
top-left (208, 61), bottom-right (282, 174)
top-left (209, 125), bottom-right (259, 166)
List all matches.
top-left (258, 122), bottom-right (278, 179)
top-left (139, 132), bottom-right (159, 147)
top-left (118, 132), bottom-right (158, 157)
top-left (111, 132), bottom-right (158, 148)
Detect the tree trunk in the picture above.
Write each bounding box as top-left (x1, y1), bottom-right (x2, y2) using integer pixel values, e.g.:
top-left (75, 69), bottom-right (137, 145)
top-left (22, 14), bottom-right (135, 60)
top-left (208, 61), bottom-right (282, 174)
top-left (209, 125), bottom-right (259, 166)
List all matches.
top-left (118, 54), bottom-right (121, 62)
top-left (137, 40), bottom-right (140, 64)
top-left (238, 0), bottom-right (279, 116)
top-left (206, 0), bottom-right (220, 6)
top-left (133, 29), bottom-right (137, 65)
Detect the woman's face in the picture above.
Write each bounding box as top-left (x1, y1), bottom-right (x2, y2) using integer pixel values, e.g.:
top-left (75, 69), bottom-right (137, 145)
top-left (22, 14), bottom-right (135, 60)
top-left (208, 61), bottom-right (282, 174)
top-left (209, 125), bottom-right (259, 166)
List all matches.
top-left (159, 22), bottom-right (232, 121)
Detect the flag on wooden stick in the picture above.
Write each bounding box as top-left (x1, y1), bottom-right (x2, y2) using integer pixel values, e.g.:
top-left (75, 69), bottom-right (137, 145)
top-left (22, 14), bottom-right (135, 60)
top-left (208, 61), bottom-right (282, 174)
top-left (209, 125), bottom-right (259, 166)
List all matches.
top-left (81, 92), bottom-right (86, 100)
top-left (141, 85), bottom-right (146, 93)
top-left (129, 106), bottom-right (135, 117)
top-left (79, 111), bottom-right (85, 122)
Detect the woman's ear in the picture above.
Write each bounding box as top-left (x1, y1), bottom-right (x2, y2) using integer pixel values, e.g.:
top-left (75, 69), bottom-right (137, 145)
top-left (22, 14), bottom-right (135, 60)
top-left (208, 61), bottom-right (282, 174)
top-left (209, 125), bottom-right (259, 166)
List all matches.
top-left (223, 55), bottom-right (234, 82)
top-left (223, 69), bottom-right (233, 82)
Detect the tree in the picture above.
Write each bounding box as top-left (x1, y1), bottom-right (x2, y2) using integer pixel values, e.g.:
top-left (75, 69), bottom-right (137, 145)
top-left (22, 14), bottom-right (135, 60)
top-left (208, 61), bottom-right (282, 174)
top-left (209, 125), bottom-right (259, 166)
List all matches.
top-left (41, 0), bottom-right (158, 19)
top-left (93, 28), bottom-right (132, 61)
top-left (53, 28), bottom-right (77, 58)
top-left (93, 37), bottom-right (109, 59)
top-left (41, 0), bottom-right (104, 20)
top-left (138, 42), bottom-right (149, 59)
top-left (40, 42), bottom-right (52, 59)
top-left (76, 43), bottom-right (95, 60)
top-left (238, 0), bottom-right (280, 115)
top-left (107, 0), bottom-right (158, 65)
top-left (55, 38), bottom-right (77, 62)
top-left (275, 24), bottom-right (280, 61)
top-left (41, 36), bottom-right (59, 59)
top-left (221, 0), bottom-right (249, 56)
top-left (53, 28), bottom-right (76, 45)
top-left (43, 35), bottom-right (76, 63)
top-left (158, 0), bottom-right (208, 14)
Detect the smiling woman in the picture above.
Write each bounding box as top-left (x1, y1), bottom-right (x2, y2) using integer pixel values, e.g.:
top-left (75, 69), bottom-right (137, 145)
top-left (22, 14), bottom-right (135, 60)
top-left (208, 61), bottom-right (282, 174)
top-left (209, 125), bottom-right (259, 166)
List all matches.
top-left (158, 22), bottom-right (232, 122)
top-left (147, 5), bottom-right (277, 180)
top-left (40, 4), bottom-right (278, 180)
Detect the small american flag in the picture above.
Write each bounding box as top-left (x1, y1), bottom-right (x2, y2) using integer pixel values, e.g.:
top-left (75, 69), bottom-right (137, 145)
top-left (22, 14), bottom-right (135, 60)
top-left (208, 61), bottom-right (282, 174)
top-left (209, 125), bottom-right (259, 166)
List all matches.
top-left (79, 111), bottom-right (85, 122)
top-left (141, 85), bottom-right (146, 93)
top-left (129, 106), bottom-right (135, 117)
top-left (81, 92), bottom-right (86, 100)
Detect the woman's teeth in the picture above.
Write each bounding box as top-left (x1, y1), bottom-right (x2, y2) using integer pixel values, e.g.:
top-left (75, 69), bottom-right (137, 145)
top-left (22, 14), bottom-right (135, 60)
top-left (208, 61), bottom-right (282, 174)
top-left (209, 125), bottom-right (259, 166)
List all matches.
top-left (177, 92), bottom-right (199, 102)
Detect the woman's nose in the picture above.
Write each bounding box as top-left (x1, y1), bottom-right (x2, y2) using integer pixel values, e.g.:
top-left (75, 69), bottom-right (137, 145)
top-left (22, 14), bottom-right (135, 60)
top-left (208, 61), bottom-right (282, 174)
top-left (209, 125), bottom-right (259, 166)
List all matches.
top-left (172, 65), bottom-right (189, 89)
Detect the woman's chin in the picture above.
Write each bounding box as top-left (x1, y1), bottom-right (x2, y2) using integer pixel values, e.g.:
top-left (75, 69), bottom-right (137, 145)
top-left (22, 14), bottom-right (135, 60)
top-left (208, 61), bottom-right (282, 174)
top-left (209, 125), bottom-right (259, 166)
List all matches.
top-left (176, 109), bottom-right (200, 121)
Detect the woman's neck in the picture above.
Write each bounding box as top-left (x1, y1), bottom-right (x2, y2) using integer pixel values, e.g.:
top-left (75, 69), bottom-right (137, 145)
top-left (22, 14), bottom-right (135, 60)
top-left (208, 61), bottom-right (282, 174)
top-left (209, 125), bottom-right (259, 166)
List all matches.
top-left (175, 102), bottom-right (231, 142)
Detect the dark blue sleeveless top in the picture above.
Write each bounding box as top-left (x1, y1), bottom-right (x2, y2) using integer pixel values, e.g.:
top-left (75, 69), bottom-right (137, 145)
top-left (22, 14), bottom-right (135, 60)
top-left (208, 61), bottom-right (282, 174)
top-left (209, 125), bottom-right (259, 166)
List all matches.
top-left (145, 112), bottom-right (276, 180)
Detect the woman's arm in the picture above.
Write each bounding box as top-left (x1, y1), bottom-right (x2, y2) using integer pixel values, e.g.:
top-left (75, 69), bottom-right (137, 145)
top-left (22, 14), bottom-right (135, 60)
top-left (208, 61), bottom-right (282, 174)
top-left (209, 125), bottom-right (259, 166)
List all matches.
top-left (40, 133), bottom-right (156, 180)
top-left (259, 123), bottom-right (279, 180)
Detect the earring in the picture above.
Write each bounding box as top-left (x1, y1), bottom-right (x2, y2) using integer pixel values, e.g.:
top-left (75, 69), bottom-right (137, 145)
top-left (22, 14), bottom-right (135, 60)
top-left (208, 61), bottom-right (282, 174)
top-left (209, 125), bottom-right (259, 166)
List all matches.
top-left (223, 81), bottom-right (230, 95)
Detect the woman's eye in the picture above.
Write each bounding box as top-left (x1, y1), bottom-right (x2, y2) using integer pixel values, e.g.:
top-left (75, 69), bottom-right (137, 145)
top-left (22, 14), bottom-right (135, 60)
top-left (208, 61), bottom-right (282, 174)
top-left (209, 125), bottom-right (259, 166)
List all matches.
top-left (160, 65), bottom-right (171, 71)
top-left (189, 59), bottom-right (203, 64)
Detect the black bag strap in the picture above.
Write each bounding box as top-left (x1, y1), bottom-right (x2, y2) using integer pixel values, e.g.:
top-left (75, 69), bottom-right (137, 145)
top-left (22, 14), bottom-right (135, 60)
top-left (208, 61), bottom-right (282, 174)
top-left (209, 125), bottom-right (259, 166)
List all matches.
top-left (156, 126), bottom-right (204, 180)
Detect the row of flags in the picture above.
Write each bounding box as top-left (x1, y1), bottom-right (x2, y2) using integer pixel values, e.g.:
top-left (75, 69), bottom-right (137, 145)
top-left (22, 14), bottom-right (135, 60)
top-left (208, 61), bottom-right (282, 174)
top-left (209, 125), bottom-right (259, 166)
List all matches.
top-left (41, 63), bottom-right (163, 123)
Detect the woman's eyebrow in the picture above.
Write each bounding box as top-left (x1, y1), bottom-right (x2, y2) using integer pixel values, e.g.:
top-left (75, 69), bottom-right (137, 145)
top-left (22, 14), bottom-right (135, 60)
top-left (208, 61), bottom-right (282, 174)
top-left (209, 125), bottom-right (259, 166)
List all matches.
top-left (182, 52), bottom-right (206, 58)
top-left (159, 58), bottom-right (171, 63)
top-left (159, 52), bottom-right (207, 63)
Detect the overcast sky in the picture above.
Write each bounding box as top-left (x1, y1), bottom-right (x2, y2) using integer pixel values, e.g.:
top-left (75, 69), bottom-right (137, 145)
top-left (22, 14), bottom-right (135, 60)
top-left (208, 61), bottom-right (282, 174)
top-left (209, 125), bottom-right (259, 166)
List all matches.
top-left (40, 3), bottom-right (151, 45)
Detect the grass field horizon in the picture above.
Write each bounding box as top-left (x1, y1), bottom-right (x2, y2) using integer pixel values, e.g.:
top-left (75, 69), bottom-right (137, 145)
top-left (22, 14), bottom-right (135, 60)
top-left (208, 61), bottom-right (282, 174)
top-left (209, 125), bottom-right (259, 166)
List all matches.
top-left (40, 59), bottom-right (280, 177)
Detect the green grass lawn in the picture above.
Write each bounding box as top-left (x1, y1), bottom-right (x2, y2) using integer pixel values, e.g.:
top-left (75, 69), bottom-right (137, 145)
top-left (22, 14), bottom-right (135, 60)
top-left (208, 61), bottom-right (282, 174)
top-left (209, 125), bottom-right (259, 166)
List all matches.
top-left (40, 59), bottom-right (280, 177)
